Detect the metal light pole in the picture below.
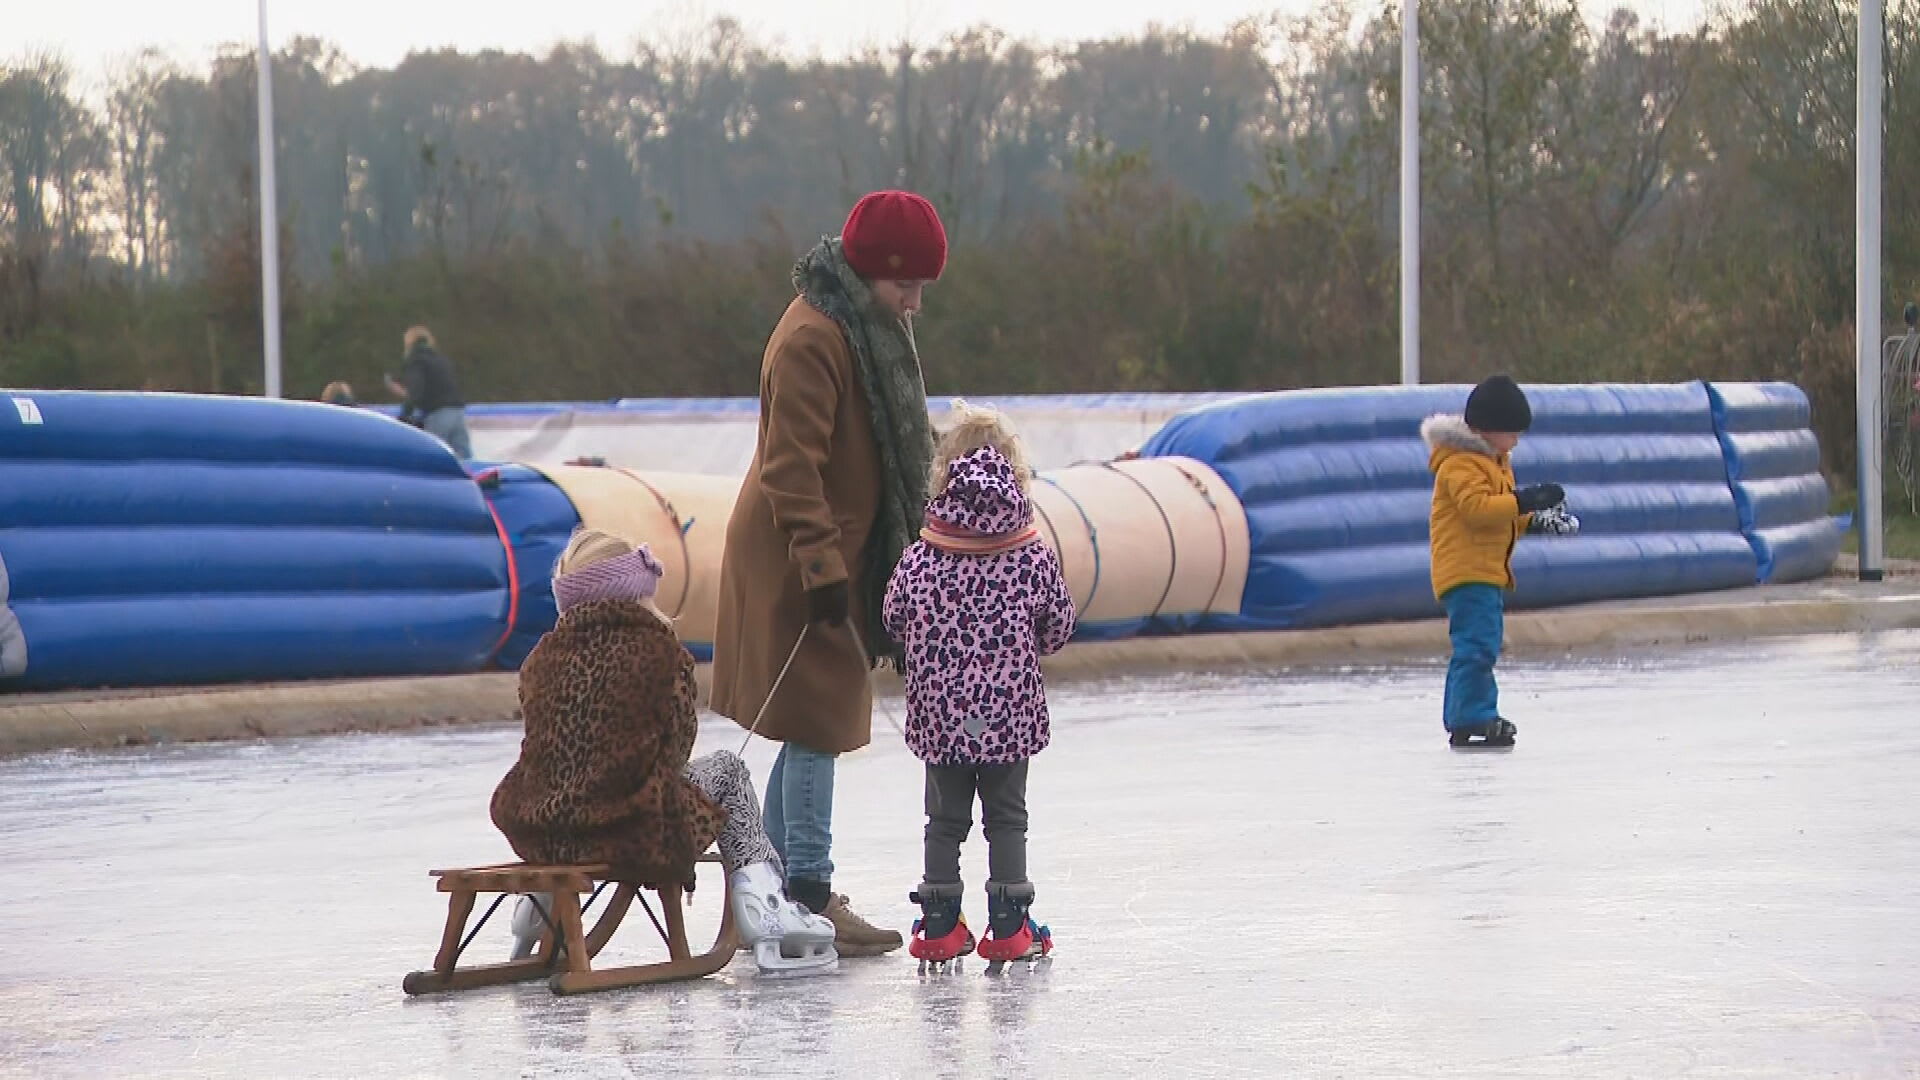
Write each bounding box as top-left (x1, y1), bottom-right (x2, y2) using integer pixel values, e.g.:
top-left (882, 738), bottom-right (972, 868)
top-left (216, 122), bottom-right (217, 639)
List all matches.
top-left (256, 0), bottom-right (283, 399)
top-left (1400, 0), bottom-right (1420, 386)
top-left (1856, 0), bottom-right (1884, 580)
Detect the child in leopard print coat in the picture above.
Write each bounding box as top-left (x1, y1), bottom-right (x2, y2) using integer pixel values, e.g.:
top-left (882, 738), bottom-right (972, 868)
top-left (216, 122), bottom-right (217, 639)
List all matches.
top-left (492, 528), bottom-right (836, 975)
top-left (883, 403), bottom-right (1076, 964)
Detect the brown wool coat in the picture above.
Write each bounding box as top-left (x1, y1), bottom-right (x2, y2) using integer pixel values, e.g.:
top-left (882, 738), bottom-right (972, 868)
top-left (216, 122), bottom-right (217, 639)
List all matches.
top-left (709, 297), bottom-right (879, 754)
top-left (490, 601), bottom-right (724, 885)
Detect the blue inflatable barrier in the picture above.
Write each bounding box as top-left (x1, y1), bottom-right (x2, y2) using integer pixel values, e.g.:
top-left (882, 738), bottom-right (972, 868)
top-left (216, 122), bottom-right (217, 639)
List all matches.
top-left (0, 382), bottom-right (1844, 693)
top-left (0, 391), bottom-right (511, 691)
top-left (1139, 382), bottom-right (1762, 630)
top-left (469, 463), bottom-right (582, 669)
top-left (1706, 382), bottom-right (1843, 583)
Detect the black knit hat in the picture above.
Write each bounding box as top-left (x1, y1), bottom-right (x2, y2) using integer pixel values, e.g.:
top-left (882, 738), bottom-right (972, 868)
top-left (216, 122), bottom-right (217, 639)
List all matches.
top-left (1464, 374), bottom-right (1532, 433)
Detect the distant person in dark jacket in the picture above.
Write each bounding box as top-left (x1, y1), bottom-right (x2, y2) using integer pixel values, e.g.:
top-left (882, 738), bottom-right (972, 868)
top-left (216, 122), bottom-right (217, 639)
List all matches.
top-left (386, 325), bottom-right (471, 458)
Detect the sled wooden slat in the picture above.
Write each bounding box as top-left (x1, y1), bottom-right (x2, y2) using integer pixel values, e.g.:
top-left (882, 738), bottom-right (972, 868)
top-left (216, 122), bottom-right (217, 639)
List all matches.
top-left (402, 853), bottom-right (736, 997)
top-left (432, 866), bottom-right (599, 895)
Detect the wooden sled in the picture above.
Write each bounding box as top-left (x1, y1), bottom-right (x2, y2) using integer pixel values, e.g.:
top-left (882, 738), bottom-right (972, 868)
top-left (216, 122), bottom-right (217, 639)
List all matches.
top-left (401, 854), bottom-right (738, 997)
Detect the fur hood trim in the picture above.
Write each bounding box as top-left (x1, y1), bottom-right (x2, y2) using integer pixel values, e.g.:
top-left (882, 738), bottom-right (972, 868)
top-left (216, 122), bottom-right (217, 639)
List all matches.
top-left (1420, 414), bottom-right (1496, 456)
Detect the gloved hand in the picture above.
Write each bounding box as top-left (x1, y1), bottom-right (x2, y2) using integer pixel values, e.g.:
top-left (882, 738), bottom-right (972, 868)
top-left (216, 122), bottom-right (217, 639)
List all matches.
top-left (1514, 483), bottom-right (1566, 514)
top-left (1526, 503), bottom-right (1582, 536)
top-left (806, 581), bottom-right (849, 627)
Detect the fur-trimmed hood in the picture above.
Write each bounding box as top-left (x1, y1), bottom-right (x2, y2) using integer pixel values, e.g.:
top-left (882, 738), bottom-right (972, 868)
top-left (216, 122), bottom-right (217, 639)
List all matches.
top-left (1421, 414), bottom-right (1497, 458)
top-left (1422, 414), bottom-right (1507, 476)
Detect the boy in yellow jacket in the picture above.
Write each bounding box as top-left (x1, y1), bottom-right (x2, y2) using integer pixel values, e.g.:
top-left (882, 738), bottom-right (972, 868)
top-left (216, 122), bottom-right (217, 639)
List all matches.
top-left (1421, 375), bottom-right (1574, 748)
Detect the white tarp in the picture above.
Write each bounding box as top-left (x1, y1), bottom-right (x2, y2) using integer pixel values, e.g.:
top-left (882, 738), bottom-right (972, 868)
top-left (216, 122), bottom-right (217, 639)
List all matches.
top-left (463, 393), bottom-right (1243, 474)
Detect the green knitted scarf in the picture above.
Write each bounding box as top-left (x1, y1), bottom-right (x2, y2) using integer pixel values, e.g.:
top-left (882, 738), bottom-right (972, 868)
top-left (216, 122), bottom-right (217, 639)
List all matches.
top-left (791, 237), bottom-right (934, 662)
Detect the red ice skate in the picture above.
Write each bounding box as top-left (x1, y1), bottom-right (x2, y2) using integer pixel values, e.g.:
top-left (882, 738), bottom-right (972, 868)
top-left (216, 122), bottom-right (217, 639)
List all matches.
top-left (977, 915), bottom-right (1052, 962)
top-left (908, 889), bottom-right (976, 966)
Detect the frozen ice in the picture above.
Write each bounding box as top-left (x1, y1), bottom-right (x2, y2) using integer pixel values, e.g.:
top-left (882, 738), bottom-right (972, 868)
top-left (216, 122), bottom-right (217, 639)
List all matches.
top-left (2, 631), bottom-right (1918, 1078)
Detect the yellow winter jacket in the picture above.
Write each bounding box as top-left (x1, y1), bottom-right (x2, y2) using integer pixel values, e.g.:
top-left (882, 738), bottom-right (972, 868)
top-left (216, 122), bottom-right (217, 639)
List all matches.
top-left (1423, 415), bottom-right (1529, 599)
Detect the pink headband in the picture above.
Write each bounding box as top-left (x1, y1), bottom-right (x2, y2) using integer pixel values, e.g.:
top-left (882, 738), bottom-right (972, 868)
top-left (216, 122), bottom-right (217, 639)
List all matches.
top-left (552, 544), bottom-right (665, 614)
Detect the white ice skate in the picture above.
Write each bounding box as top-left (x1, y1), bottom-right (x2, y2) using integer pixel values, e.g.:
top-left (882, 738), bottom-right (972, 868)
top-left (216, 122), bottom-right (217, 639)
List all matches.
top-left (729, 861), bottom-right (838, 978)
top-left (508, 893), bottom-right (554, 960)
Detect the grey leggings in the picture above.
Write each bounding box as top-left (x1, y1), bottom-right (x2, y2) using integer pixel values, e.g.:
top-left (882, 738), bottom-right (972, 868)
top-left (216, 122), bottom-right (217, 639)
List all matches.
top-left (922, 759), bottom-right (1030, 887)
top-left (683, 750), bottom-right (781, 875)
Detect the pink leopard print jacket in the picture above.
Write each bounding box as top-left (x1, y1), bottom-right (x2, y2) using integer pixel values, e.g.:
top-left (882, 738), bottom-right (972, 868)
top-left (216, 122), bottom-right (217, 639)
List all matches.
top-left (883, 446), bottom-right (1078, 766)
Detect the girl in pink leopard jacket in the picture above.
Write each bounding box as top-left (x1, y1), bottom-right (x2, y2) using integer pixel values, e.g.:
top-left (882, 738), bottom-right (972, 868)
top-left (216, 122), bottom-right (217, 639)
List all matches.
top-left (883, 403), bottom-right (1077, 966)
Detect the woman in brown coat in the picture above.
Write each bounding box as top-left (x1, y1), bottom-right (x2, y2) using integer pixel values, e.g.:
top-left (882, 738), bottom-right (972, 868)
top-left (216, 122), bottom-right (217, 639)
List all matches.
top-left (709, 191), bottom-right (948, 956)
top-left (491, 528), bottom-right (837, 975)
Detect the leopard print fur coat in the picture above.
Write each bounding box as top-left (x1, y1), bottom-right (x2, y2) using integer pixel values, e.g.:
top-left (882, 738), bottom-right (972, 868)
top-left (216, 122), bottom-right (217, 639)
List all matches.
top-left (490, 600), bottom-right (724, 886)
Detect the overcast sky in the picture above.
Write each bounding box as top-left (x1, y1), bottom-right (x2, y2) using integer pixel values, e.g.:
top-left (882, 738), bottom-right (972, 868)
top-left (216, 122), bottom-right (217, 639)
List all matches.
top-left (19, 0), bottom-right (1717, 95)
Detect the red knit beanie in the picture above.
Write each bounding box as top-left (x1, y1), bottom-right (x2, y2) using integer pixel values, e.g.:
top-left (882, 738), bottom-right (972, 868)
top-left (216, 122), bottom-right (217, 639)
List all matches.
top-left (840, 191), bottom-right (948, 281)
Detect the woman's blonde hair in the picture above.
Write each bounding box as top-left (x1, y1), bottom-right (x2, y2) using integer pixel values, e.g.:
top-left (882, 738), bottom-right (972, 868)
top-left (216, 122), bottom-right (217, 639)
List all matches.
top-left (403, 325), bottom-right (436, 352)
top-left (930, 399), bottom-right (1032, 494)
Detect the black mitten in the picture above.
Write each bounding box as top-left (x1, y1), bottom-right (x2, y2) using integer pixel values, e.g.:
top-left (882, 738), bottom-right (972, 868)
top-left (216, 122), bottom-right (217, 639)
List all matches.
top-left (1514, 483), bottom-right (1566, 514)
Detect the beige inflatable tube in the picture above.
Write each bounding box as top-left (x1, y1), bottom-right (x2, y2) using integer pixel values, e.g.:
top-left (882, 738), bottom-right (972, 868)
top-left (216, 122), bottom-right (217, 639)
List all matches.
top-left (1028, 458), bottom-right (1249, 626)
top-left (527, 456), bottom-right (1250, 642)
top-left (528, 464), bottom-right (739, 647)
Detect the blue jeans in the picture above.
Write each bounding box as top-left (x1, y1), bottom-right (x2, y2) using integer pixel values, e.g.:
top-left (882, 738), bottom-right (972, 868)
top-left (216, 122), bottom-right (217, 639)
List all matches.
top-left (422, 406), bottom-right (472, 459)
top-left (763, 742), bottom-right (836, 885)
top-left (1442, 584), bottom-right (1504, 732)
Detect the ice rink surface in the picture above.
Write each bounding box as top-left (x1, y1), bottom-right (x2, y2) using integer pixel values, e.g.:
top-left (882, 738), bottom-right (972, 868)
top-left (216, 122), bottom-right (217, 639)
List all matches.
top-left (4, 630), bottom-right (1918, 1078)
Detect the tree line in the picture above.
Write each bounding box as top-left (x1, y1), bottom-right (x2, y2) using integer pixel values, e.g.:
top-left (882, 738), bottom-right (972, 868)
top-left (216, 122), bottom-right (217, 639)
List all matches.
top-left (1, 0), bottom-right (1916, 478)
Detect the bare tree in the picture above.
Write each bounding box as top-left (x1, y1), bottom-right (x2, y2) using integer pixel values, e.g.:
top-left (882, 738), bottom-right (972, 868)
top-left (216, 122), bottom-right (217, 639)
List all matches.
top-left (105, 49), bottom-right (177, 279)
top-left (0, 53), bottom-right (107, 307)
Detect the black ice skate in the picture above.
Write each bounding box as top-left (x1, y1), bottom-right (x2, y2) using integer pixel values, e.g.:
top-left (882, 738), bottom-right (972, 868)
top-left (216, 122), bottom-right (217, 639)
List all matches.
top-left (1448, 718), bottom-right (1517, 750)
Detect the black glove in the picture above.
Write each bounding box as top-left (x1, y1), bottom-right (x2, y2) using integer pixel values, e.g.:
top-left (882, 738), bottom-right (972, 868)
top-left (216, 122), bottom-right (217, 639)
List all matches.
top-left (805, 581), bottom-right (849, 627)
top-left (1514, 483), bottom-right (1565, 514)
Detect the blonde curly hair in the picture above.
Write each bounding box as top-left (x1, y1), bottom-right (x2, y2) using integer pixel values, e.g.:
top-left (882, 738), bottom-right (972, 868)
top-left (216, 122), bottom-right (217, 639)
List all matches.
top-left (929, 399), bottom-right (1033, 495)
